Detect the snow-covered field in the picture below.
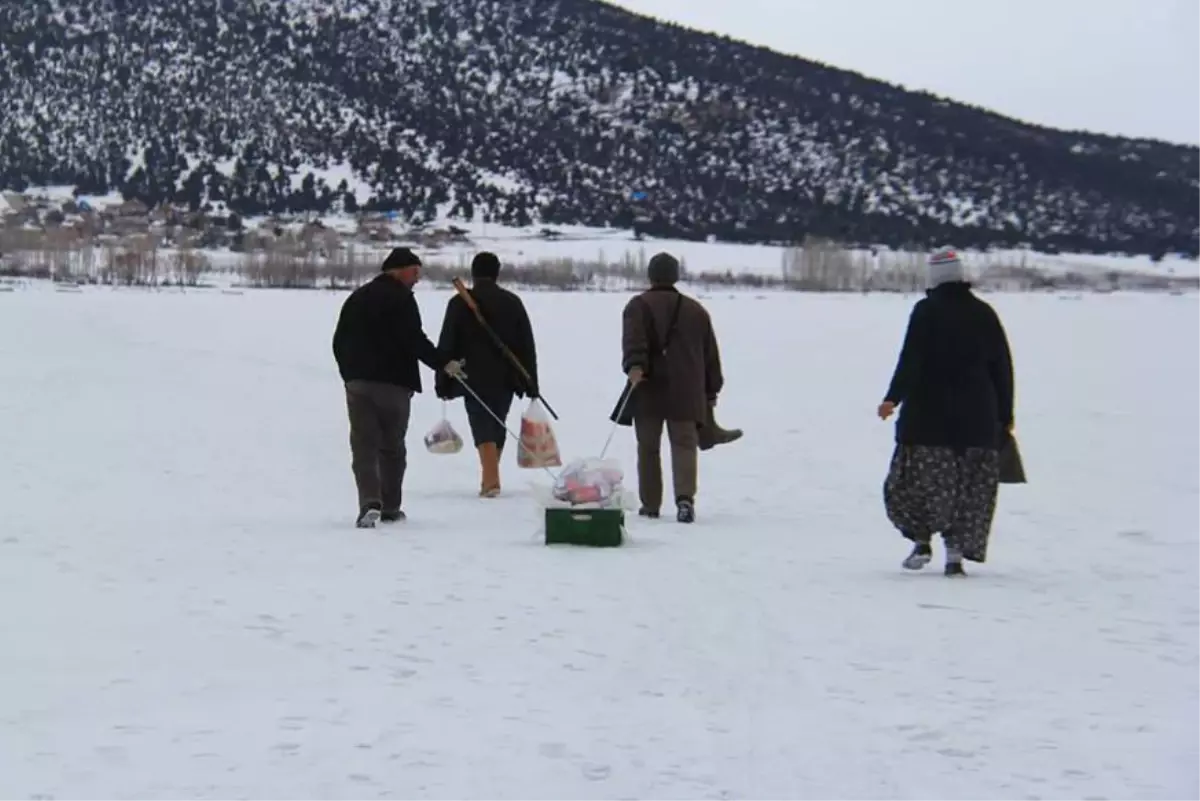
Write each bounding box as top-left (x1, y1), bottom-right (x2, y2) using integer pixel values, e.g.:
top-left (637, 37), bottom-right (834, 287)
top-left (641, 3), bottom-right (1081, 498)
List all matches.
top-left (0, 283), bottom-right (1196, 799)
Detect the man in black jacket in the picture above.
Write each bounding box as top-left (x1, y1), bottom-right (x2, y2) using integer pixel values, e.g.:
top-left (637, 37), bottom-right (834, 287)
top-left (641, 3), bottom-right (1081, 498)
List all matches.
top-left (435, 252), bottom-right (538, 498)
top-left (332, 247), bottom-right (465, 528)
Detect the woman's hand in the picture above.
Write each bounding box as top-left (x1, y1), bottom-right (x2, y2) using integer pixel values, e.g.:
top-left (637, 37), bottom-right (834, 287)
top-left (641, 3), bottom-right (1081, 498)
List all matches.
top-left (878, 401), bottom-right (896, 420)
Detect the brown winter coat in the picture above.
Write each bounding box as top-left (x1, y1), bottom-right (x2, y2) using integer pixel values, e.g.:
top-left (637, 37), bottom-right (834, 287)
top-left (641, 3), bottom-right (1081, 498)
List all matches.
top-left (622, 286), bottom-right (724, 423)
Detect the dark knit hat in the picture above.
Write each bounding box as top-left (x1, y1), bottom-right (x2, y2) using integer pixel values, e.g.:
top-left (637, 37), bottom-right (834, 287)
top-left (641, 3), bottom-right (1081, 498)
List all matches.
top-left (647, 252), bottom-right (680, 286)
top-left (381, 247), bottom-right (421, 272)
top-left (471, 251), bottom-right (501, 279)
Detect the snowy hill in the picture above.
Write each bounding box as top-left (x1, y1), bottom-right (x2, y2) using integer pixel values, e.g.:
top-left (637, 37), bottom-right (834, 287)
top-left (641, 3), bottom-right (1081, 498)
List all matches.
top-left (0, 0), bottom-right (1196, 259)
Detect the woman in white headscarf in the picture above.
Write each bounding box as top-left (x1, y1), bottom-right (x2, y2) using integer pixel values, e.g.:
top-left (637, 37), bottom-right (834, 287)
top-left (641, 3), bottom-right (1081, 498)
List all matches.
top-left (878, 248), bottom-right (1015, 577)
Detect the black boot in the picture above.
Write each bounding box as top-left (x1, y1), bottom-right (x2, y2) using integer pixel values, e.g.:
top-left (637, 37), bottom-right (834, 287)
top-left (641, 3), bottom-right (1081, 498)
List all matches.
top-left (638, 507), bottom-right (660, 519)
top-left (676, 497), bottom-right (695, 524)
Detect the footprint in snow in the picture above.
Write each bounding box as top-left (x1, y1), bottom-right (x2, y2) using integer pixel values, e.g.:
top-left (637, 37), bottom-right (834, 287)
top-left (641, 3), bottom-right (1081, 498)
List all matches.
top-left (1117, 529), bottom-right (1153, 542)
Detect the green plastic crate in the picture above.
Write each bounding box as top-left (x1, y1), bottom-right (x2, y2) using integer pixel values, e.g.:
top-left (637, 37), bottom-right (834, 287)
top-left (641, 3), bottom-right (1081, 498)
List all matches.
top-left (545, 507), bottom-right (625, 547)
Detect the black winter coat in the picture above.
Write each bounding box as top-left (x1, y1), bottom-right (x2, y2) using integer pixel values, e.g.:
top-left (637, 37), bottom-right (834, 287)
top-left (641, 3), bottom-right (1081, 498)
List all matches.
top-left (332, 274), bottom-right (446, 392)
top-left (884, 282), bottom-right (1014, 449)
top-left (434, 278), bottom-right (538, 401)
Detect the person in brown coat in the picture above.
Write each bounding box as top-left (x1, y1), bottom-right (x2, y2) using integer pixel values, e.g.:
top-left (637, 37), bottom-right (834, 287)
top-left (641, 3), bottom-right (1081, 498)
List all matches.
top-left (622, 252), bottom-right (726, 523)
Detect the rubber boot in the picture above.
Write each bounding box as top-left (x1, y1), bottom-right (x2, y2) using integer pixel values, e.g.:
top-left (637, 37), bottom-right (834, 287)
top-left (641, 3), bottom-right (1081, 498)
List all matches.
top-left (698, 403), bottom-right (743, 451)
top-left (478, 442), bottom-right (501, 498)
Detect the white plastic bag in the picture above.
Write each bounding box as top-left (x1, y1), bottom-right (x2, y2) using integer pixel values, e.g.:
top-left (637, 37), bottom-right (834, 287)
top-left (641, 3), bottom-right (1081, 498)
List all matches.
top-left (552, 457), bottom-right (625, 507)
top-left (423, 407), bottom-right (464, 455)
top-left (517, 399), bottom-right (561, 468)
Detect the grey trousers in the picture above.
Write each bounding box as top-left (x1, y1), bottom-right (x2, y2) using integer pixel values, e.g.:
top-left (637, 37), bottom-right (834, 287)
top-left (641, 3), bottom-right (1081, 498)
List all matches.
top-left (634, 413), bottom-right (700, 510)
top-left (345, 380), bottom-right (412, 513)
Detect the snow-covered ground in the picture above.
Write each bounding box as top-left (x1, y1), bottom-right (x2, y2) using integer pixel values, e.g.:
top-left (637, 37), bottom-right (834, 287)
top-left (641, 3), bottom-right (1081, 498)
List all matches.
top-left (0, 283), bottom-right (1196, 799)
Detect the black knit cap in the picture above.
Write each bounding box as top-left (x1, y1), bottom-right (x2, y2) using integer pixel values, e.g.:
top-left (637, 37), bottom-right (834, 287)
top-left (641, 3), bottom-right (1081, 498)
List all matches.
top-left (381, 247), bottom-right (421, 272)
top-left (471, 251), bottom-right (501, 279)
top-left (647, 252), bottom-right (680, 286)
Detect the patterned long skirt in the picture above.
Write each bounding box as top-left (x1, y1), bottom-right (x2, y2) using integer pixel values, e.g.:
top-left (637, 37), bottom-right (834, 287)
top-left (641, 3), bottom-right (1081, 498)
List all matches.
top-left (883, 445), bottom-right (1000, 563)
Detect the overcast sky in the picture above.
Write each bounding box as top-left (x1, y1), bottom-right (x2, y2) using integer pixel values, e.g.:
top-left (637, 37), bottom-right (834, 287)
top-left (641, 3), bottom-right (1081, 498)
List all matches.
top-left (604, 0), bottom-right (1199, 145)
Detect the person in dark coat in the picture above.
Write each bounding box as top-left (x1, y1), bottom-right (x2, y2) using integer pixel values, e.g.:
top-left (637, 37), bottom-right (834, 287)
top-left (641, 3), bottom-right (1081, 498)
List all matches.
top-left (435, 252), bottom-right (539, 498)
top-left (622, 252), bottom-right (726, 523)
top-left (332, 247), bottom-right (465, 528)
top-left (877, 247), bottom-right (1015, 576)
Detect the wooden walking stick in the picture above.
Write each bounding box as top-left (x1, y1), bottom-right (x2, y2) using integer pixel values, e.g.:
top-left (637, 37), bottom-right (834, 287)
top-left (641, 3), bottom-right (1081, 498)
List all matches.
top-left (451, 277), bottom-right (559, 420)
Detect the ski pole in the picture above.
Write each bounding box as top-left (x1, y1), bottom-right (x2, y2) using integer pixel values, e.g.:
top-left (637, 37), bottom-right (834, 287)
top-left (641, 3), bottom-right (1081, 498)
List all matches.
top-left (455, 375), bottom-right (560, 480)
top-left (598, 379), bottom-right (636, 460)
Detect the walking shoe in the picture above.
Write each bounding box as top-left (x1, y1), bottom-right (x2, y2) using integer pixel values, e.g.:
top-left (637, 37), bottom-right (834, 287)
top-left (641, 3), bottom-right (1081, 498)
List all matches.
top-left (902, 541), bottom-right (933, 570)
top-left (940, 544), bottom-right (969, 575)
top-left (356, 505), bottom-right (382, 529)
top-left (638, 507), bottom-right (659, 518)
top-left (380, 509), bottom-right (406, 523)
top-left (676, 498), bottom-right (695, 524)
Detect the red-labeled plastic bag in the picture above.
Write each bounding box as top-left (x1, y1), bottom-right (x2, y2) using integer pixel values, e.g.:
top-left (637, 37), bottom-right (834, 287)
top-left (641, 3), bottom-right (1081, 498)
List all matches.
top-left (517, 399), bottom-right (562, 469)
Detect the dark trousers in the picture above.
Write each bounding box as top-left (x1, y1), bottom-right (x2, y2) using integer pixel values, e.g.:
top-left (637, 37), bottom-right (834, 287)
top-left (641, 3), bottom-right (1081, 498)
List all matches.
top-left (634, 412), bottom-right (700, 511)
top-left (464, 390), bottom-right (514, 450)
top-left (345, 380), bottom-right (412, 513)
